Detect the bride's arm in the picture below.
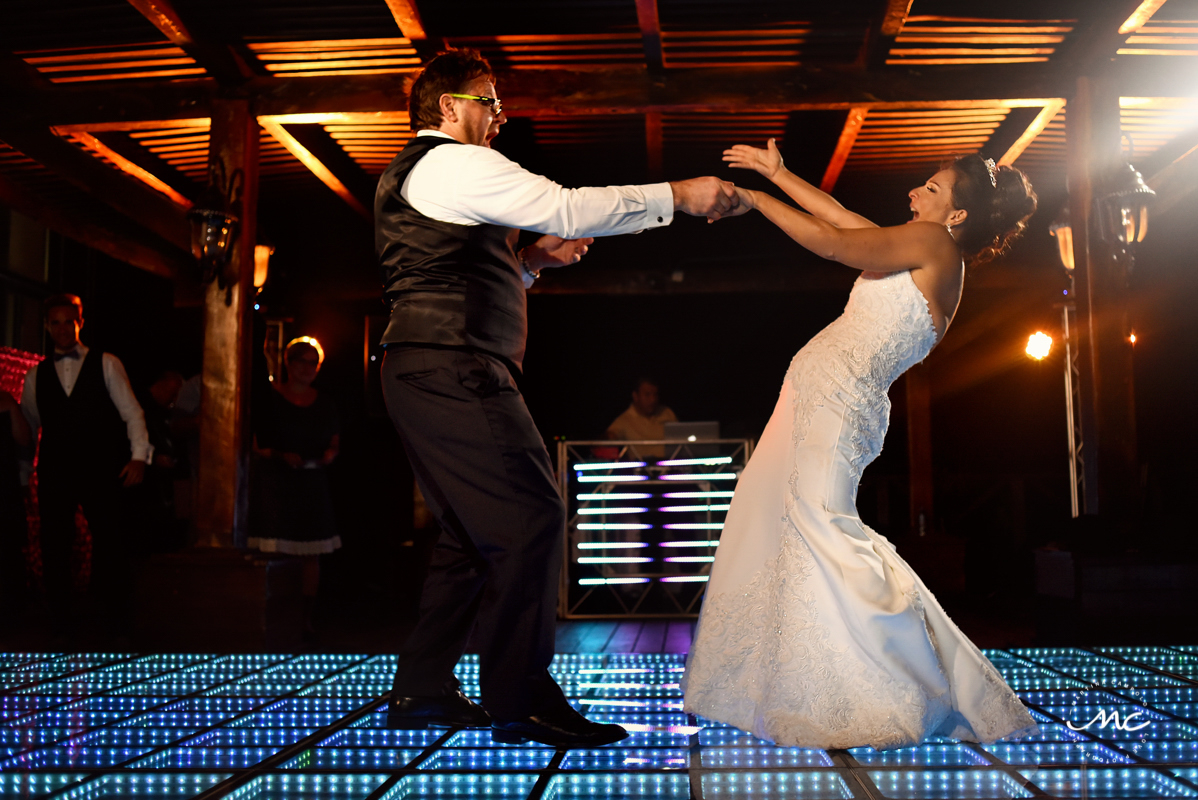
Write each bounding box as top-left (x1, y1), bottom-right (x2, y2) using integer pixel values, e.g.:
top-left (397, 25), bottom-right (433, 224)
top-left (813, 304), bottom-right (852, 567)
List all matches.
top-left (724, 139), bottom-right (878, 229)
top-left (738, 188), bottom-right (955, 273)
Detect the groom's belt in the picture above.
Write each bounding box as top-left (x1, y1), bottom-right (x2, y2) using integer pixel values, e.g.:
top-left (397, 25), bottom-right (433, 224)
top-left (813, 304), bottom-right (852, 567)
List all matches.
top-left (380, 288), bottom-right (527, 371)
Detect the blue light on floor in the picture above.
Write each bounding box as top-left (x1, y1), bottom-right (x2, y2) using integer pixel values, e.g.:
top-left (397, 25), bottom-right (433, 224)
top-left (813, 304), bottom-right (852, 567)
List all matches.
top-left (3, 647), bottom-right (1198, 798)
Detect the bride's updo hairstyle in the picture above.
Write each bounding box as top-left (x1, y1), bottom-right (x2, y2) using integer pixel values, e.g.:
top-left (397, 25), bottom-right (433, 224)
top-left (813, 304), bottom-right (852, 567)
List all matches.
top-left (947, 154), bottom-right (1038, 265)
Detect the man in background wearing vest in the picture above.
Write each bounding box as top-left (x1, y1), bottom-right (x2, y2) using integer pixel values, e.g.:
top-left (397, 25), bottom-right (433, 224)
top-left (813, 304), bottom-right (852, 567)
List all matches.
top-left (376, 49), bottom-right (738, 747)
top-left (20, 294), bottom-right (151, 642)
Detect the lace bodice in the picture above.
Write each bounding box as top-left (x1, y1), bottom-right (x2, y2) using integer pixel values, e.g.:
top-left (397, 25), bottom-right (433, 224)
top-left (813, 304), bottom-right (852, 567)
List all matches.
top-left (785, 269), bottom-right (937, 479)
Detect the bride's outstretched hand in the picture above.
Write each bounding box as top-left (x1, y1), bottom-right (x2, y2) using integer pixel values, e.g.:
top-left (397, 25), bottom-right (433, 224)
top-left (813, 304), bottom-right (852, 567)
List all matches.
top-left (723, 138), bottom-right (784, 180)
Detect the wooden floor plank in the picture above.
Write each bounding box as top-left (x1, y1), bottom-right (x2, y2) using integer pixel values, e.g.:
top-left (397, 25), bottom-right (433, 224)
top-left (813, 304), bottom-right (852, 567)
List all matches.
top-left (604, 621), bottom-right (644, 653)
top-left (664, 620), bottom-right (694, 653)
top-left (554, 621), bottom-right (589, 653)
top-left (634, 621), bottom-right (668, 653)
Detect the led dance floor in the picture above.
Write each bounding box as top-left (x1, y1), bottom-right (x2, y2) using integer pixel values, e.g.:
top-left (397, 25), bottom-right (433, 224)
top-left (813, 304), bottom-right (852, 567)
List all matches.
top-left (2, 646), bottom-right (1197, 799)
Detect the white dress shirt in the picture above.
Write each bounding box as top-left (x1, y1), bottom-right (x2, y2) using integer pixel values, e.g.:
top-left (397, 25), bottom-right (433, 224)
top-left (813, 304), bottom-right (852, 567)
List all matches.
top-left (402, 130), bottom-right (675, 238)
top-left (20, 344), bottom-right (152, 483)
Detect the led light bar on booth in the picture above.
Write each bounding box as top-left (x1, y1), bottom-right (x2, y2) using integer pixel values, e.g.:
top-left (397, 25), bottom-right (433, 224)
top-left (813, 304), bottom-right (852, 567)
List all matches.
top-left (659, 473), bottom-right (738, 481)
top-left (656, 456), bottom-right (733, 466)
top-left (578, 577), bottom-right (650, 585)
top-left (658, 504), bottom-right (731, 512)
top-left (577, 475), bottom-right (649, 483)
top-left (560, 437), bottom-right (753, 617)
top-left (576, 542), bottom-right (649, 550)
top-left (573, 461), bottom-right (646, 470)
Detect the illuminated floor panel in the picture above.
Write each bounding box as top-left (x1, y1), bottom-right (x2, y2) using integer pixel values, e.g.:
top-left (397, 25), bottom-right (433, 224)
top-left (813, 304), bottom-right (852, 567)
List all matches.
top-left (1, 647), bottom-right (1197, 798)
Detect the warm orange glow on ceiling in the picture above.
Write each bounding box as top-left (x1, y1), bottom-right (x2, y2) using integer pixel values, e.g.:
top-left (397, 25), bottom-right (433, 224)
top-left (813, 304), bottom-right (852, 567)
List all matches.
top-left (56, 129), bottom-right (192, 208)
top-left (258, 117), bottom-right (370, 219)
top-left (999, 100), bottom-right (1066, 165)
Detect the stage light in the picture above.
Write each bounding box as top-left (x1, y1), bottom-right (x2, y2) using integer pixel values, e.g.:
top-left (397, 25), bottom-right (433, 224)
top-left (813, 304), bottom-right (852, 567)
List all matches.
top-left (660, 575), bottom-right (709, 583)
top-left (660, 541), bottom-right (720, 548)
top-left (662, 491), bottom-right (734, 499)
top-left (577, 523), bottom-right (652, 530)
top-left (576, 557), bottom-right (653, 564)
top-left (1026, 332), bottom-right (1053, 360)
top-left (577, 507), bottom-right (648, 515)
top-left (663, 556), bottom-right (715, 563)
top-left (663, 523), bottom-right (723, 530)
top-left (1130, 332), bottom-right (1137, 344)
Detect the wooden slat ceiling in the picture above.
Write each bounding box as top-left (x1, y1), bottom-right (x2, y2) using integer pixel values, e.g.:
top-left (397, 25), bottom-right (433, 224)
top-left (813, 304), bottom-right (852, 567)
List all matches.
top-left (3, 0), bottom-right (1198, 230)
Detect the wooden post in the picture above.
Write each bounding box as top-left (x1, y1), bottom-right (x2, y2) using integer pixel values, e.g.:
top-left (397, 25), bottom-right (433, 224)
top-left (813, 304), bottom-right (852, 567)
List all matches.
top-left (906, 363), bottom-right (934, 536)
top-left (194, 97), bottom-right (259, 548)
top-left (1066, 75), bottom-right (1138, 525)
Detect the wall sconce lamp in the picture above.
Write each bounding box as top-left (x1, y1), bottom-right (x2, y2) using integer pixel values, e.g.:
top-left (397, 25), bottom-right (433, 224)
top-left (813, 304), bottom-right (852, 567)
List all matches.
top-left (188, 161), bottom-right (243, 290)
top-left (1098, 162), bottom-right (1155, 248)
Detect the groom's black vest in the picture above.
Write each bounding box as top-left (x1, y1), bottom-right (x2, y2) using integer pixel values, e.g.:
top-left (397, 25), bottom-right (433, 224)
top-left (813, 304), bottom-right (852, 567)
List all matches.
top-left (375, 136), bottom-right (526, 369)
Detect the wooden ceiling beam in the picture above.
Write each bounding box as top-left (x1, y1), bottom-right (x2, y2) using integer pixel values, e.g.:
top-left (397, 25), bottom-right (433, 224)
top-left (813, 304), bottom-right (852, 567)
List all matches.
top-left (635, 0), bottom-right (665, 70)
top-left (997, 100), bottom-right (1066, 164)
top-left (383, 0), bottom-right (427, 40)
top-left (820, 107), bottom-right (868, 192)
top-left (13, 58), bottom-right (1198, 130)
top-left (859, 0), bottom-right (914, 69)
top-left (0, 171), bottom-right (184, 279)
top-left (125, 0), bottom-right (257, 85)
top-left (0, 124), bottom-right (191, 251)
top-left (1055, 0), bottom-right (1152, 73)
top-left (258, 117), bottom-right (371, 219)
top-left (645, 112), bottom-right (663, 181)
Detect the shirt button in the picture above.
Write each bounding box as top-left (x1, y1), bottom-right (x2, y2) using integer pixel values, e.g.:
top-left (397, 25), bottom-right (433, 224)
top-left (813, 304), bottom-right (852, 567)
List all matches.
top-left (657, 216), bottom-right (663, 223)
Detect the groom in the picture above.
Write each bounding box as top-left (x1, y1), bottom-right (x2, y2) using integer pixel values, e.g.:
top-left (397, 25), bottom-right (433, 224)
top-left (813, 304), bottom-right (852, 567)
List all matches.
top-left (376, 48), bottom-right (737, 748)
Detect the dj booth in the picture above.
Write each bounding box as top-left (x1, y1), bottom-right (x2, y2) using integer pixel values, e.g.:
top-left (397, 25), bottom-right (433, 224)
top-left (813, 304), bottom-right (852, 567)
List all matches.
top-left (555, 437), bottom-right (754, 619)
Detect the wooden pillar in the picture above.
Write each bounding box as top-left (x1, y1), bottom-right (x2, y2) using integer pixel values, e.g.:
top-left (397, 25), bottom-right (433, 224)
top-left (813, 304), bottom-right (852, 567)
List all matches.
top-left (1066, 75), bottom-right (1138, 525)
top-left (906, 363), bottom-right (934, 536)
top-left (195, 97), bottom-right (259, 548)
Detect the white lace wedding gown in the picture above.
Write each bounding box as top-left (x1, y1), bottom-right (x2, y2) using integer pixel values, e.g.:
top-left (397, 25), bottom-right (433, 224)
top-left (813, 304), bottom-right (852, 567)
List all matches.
top-left (682, 269), bottom-right (1036, 750)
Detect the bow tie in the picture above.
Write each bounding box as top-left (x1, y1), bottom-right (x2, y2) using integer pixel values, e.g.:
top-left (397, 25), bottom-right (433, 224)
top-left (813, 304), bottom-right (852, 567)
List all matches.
top-left (53, 349), bottom-right (80, 361)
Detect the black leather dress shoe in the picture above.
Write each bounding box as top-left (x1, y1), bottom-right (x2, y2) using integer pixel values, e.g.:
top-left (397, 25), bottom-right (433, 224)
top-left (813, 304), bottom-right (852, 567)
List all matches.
top-left (491, 706), bottom-right (628, 747)
top-left (387, 689), bottom-right (491, 729)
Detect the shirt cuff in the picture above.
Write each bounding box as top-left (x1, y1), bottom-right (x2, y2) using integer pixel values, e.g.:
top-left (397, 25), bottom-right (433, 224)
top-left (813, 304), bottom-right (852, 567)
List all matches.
top-left (133, 444), bottom-right (154, 463)
top-left (644, 183), bottom-right (674, 228)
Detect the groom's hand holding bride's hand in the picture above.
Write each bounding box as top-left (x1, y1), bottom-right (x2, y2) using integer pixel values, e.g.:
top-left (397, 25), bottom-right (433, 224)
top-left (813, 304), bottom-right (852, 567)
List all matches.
top-left (524, 235), bottom-right (594, 272)
top-left (670, 176), bottom-right (739, 221)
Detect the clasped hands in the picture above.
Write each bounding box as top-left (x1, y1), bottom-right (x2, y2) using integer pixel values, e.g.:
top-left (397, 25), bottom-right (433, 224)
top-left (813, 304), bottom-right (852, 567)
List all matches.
top-left (525, 141), bottom-right (779, 272)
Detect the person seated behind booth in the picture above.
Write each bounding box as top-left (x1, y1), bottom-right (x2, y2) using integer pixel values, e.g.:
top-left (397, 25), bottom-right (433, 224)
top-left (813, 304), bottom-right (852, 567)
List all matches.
top-left (605, 378), bottom-right (677, 459)
top-left (19, 293), bottom-right (151, 641)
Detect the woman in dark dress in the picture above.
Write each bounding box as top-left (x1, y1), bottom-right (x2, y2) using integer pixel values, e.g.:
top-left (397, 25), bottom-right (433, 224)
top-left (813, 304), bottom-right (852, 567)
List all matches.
top-left (250, 337), bottom-right (341, 628)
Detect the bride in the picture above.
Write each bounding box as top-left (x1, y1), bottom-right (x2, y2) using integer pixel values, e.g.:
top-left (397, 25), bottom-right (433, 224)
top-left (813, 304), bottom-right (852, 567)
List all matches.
top-left (682, 140), bottom-right (1039, 749)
